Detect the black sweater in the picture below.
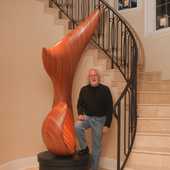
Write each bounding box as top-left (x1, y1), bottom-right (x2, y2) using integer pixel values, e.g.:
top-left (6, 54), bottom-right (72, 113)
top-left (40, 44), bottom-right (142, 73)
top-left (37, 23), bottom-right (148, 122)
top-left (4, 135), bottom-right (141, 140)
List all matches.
top-left (77, 84), bottom-right (113, 127)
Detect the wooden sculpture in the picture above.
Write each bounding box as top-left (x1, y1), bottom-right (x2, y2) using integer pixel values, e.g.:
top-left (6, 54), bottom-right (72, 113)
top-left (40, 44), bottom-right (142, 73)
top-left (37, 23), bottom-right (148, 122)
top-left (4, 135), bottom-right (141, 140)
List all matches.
top-left (42, 9), bottom-right (100, 155)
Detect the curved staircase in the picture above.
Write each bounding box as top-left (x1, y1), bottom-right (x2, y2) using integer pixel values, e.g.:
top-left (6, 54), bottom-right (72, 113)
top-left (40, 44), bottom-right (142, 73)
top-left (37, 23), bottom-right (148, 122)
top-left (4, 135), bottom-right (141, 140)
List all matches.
top-left (25, 73), bottom-right (170, 169)
top-left (10, 0), bottom-right (170, 170)
top-left (36, 0), bottom-right (170, 170)
top-left (125, 74), bottom-right (170, 170)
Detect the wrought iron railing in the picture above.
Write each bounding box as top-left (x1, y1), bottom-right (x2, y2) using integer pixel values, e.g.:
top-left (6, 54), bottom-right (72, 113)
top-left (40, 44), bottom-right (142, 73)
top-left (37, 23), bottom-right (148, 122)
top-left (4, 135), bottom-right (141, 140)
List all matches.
top-left (49, 0), bottom-right (141, 169)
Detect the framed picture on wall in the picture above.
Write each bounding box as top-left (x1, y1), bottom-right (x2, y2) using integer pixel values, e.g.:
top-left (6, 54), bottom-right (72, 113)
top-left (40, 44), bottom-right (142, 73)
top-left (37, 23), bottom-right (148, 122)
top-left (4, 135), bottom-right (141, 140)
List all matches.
top-left (118, 0), bottom-right (137, 10)
top-left (156, 0), bottom-right (170, 30)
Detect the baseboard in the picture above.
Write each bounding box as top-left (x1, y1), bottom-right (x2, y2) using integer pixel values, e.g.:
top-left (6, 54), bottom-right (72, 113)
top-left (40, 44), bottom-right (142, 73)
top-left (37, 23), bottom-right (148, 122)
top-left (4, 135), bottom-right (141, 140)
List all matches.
top-left (0, 156), bottom-right (116, 170)
top-left (0, 156), bottom-right (38, 170)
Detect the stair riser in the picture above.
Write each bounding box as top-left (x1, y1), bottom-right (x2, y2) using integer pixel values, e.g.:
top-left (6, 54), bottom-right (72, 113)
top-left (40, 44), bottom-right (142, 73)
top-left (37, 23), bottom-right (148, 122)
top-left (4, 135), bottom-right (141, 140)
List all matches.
top-left (137, 119), bottom-right (170, 133)
top-left (134, 135), bottom-right (170, 149)
top-left (138, 82), bottom-right (170, 91)
top-left (92, 67), bottom-right (123, 81)
top-left (138, 106), bottom-right (170, 118)
top-left (138, 93), bottom-right (170, 104)
top-left (112, 81), bottom-right (126, 88)
top-left (138, 73), bottom-right (161, 81)
top-left (138, 86), bottom-right (160, 91)
top-left (102, 72), bottom-right (124, 82)
top-left (137, 105), bottom-right (170, 117)
top-left (127, 152), bottom-right (170, 168)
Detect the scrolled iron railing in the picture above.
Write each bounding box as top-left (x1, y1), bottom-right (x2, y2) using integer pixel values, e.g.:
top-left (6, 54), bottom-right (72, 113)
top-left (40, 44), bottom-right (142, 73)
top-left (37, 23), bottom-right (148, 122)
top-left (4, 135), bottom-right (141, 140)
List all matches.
top-left (49, 0), bottom-right (140, 169)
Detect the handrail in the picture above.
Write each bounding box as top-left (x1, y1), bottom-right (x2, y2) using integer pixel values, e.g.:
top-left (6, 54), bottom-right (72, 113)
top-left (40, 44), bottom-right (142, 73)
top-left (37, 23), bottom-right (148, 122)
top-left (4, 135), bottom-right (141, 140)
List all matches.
top-left (49, 0), bottom-right (142, 169)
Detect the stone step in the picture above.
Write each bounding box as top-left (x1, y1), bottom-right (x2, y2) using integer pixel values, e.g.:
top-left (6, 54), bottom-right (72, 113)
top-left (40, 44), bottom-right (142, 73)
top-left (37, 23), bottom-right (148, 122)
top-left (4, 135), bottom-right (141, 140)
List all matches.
top-left (137, 104), bottom-right (170, 118)
top-left (111, 81), bottom-right (126, 93)
top-left (138, 80), bottom-right (170, 91)
top-left (137, 91), bottom-right (170, 104)
top-left (137, 117), bottom-right (170, 133)
top-left (125, 164), bottom-right (170, 170)
top-left (126, 151), bottom-right (170, 169)
top-left (134, 132), bottom-right (170, 152)
top-left (102, 69), bottom-right (124, 82)
top-left (138, 71), bottom-right (161, 81)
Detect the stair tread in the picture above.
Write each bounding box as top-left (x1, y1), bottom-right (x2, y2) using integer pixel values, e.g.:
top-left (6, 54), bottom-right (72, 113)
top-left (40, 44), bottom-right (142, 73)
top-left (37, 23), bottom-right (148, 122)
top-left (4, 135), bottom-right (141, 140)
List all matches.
top-left (138, 117), bottom-right (170, 120)
top-left (138, 80), bottom-right (170, 83)
top-left (138, 71), bottom-right (161, 76)
top-left (126, 165), bottom-right (170, 170)
top-left (138, 129), bottom-right (170, 134)
top-left (136, 132), bottom-right (170, 136)
top-left (139, 115), bottom-right (170, 119)
top-left (138, 103), bottom-right (170, 106)
top-left (137, 90), bottom-right (170, 94)
top-left (133, 148), bottom-right (170, 155)
top-left (137, 88), bottom-right (169, 92)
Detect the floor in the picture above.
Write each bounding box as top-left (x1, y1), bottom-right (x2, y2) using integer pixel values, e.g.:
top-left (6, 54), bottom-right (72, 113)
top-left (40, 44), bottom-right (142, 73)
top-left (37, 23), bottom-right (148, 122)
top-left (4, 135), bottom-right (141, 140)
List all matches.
top-left (26, 168), bottom-right (108, 170)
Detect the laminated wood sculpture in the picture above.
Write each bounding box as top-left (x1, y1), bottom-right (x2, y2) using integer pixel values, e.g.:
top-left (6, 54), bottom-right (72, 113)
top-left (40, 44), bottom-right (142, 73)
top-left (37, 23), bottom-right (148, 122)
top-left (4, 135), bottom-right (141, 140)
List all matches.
top-left (42, 9), bottom-right (100, 155)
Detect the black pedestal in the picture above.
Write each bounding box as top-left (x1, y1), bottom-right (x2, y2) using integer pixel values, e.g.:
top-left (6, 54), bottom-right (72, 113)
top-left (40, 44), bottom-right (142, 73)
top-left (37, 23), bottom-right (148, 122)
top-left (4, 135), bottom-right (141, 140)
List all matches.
top-left (37, 151), bottom-right (90, 170)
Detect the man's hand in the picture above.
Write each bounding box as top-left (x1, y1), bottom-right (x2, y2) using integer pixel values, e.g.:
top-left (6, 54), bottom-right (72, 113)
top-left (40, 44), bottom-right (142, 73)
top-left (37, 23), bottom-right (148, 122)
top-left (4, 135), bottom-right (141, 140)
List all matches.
top-left (78, 114), bottom-right (87, 121)
top-left (103, 126), bottom-right (109, 133)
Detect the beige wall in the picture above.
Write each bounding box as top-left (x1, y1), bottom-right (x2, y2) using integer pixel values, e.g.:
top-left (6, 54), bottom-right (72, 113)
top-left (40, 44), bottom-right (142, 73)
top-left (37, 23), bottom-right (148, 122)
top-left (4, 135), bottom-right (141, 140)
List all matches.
top-left (115, 0), bottom-right (170, 79)
top-left (0, 0), bottom-right (117, 165)
top-left (1, 0), bottom-right (170, 165)
top-left (0, 0), bottom-right (67, 164)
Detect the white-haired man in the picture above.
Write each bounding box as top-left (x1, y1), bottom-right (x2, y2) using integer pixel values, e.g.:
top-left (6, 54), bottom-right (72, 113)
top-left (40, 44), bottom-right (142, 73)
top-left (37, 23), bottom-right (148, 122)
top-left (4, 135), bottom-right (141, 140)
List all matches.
top-left (75, 68), bottom-right (113, 170)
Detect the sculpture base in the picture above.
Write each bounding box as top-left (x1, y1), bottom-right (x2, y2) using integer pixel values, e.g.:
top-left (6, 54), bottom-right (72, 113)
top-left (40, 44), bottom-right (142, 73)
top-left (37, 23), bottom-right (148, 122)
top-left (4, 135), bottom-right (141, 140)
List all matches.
top-left (37, 151), bottom-right (90, 170)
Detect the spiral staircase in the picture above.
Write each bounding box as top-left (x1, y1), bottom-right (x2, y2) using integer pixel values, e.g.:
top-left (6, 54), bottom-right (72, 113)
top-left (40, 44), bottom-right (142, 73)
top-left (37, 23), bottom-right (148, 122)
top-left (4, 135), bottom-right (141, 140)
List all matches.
top-left (37, 0), bottom-right (170, 170)
top-left (2, 0), bottom-right (170, 170)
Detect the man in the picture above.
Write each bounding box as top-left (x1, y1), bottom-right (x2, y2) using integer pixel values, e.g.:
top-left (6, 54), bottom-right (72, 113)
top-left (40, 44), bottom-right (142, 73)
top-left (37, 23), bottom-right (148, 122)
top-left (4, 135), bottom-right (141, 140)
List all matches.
top-left (75, 68), bottom-right (113, 170)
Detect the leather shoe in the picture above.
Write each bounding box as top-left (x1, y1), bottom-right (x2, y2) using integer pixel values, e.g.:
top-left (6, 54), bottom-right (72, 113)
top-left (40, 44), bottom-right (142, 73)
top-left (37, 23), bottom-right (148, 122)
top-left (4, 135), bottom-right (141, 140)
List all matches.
top-left (78, 146), bottom-right (89, 155)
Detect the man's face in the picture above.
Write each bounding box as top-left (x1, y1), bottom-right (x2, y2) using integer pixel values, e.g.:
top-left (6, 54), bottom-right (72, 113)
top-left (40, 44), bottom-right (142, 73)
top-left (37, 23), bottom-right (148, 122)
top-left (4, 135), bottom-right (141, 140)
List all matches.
top-left (88, 69), bottom-right (100, 87)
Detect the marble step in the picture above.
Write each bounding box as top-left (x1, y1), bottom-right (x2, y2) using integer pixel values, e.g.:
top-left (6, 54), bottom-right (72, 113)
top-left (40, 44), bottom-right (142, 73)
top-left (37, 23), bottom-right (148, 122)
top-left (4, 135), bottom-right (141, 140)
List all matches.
top-left (137, 117), bottom-right (170, 133)
top-left (111, 80), bottom-right (170, 93)
top-left (138, 80), bottom-right (170, 91)
top-left (134, 132), bottom-right (170, 151)
top-left (137, 104), bottom-right (170, 118)
top-left (125, 165), bottom-right (170, 170)
top-left (137, 90), bottom-right (170, 104)
top-left (102, 69), bottom-right (124, 82)
top-left (126, 150), bottom-right (170, 169)
top-left (138, 71), bottom-right (161, 81)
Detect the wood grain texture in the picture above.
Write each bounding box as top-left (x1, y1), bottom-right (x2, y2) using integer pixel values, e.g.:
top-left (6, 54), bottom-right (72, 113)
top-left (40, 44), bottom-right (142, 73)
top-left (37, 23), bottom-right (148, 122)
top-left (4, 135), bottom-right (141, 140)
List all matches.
top-left (41, 10), bottom-right (100, 155)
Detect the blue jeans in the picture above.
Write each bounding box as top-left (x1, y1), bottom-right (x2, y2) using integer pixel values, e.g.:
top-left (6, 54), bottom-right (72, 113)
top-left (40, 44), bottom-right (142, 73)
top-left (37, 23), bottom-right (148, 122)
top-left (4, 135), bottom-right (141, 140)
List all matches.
top-left (75, 115), bottom-right (106, 170)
